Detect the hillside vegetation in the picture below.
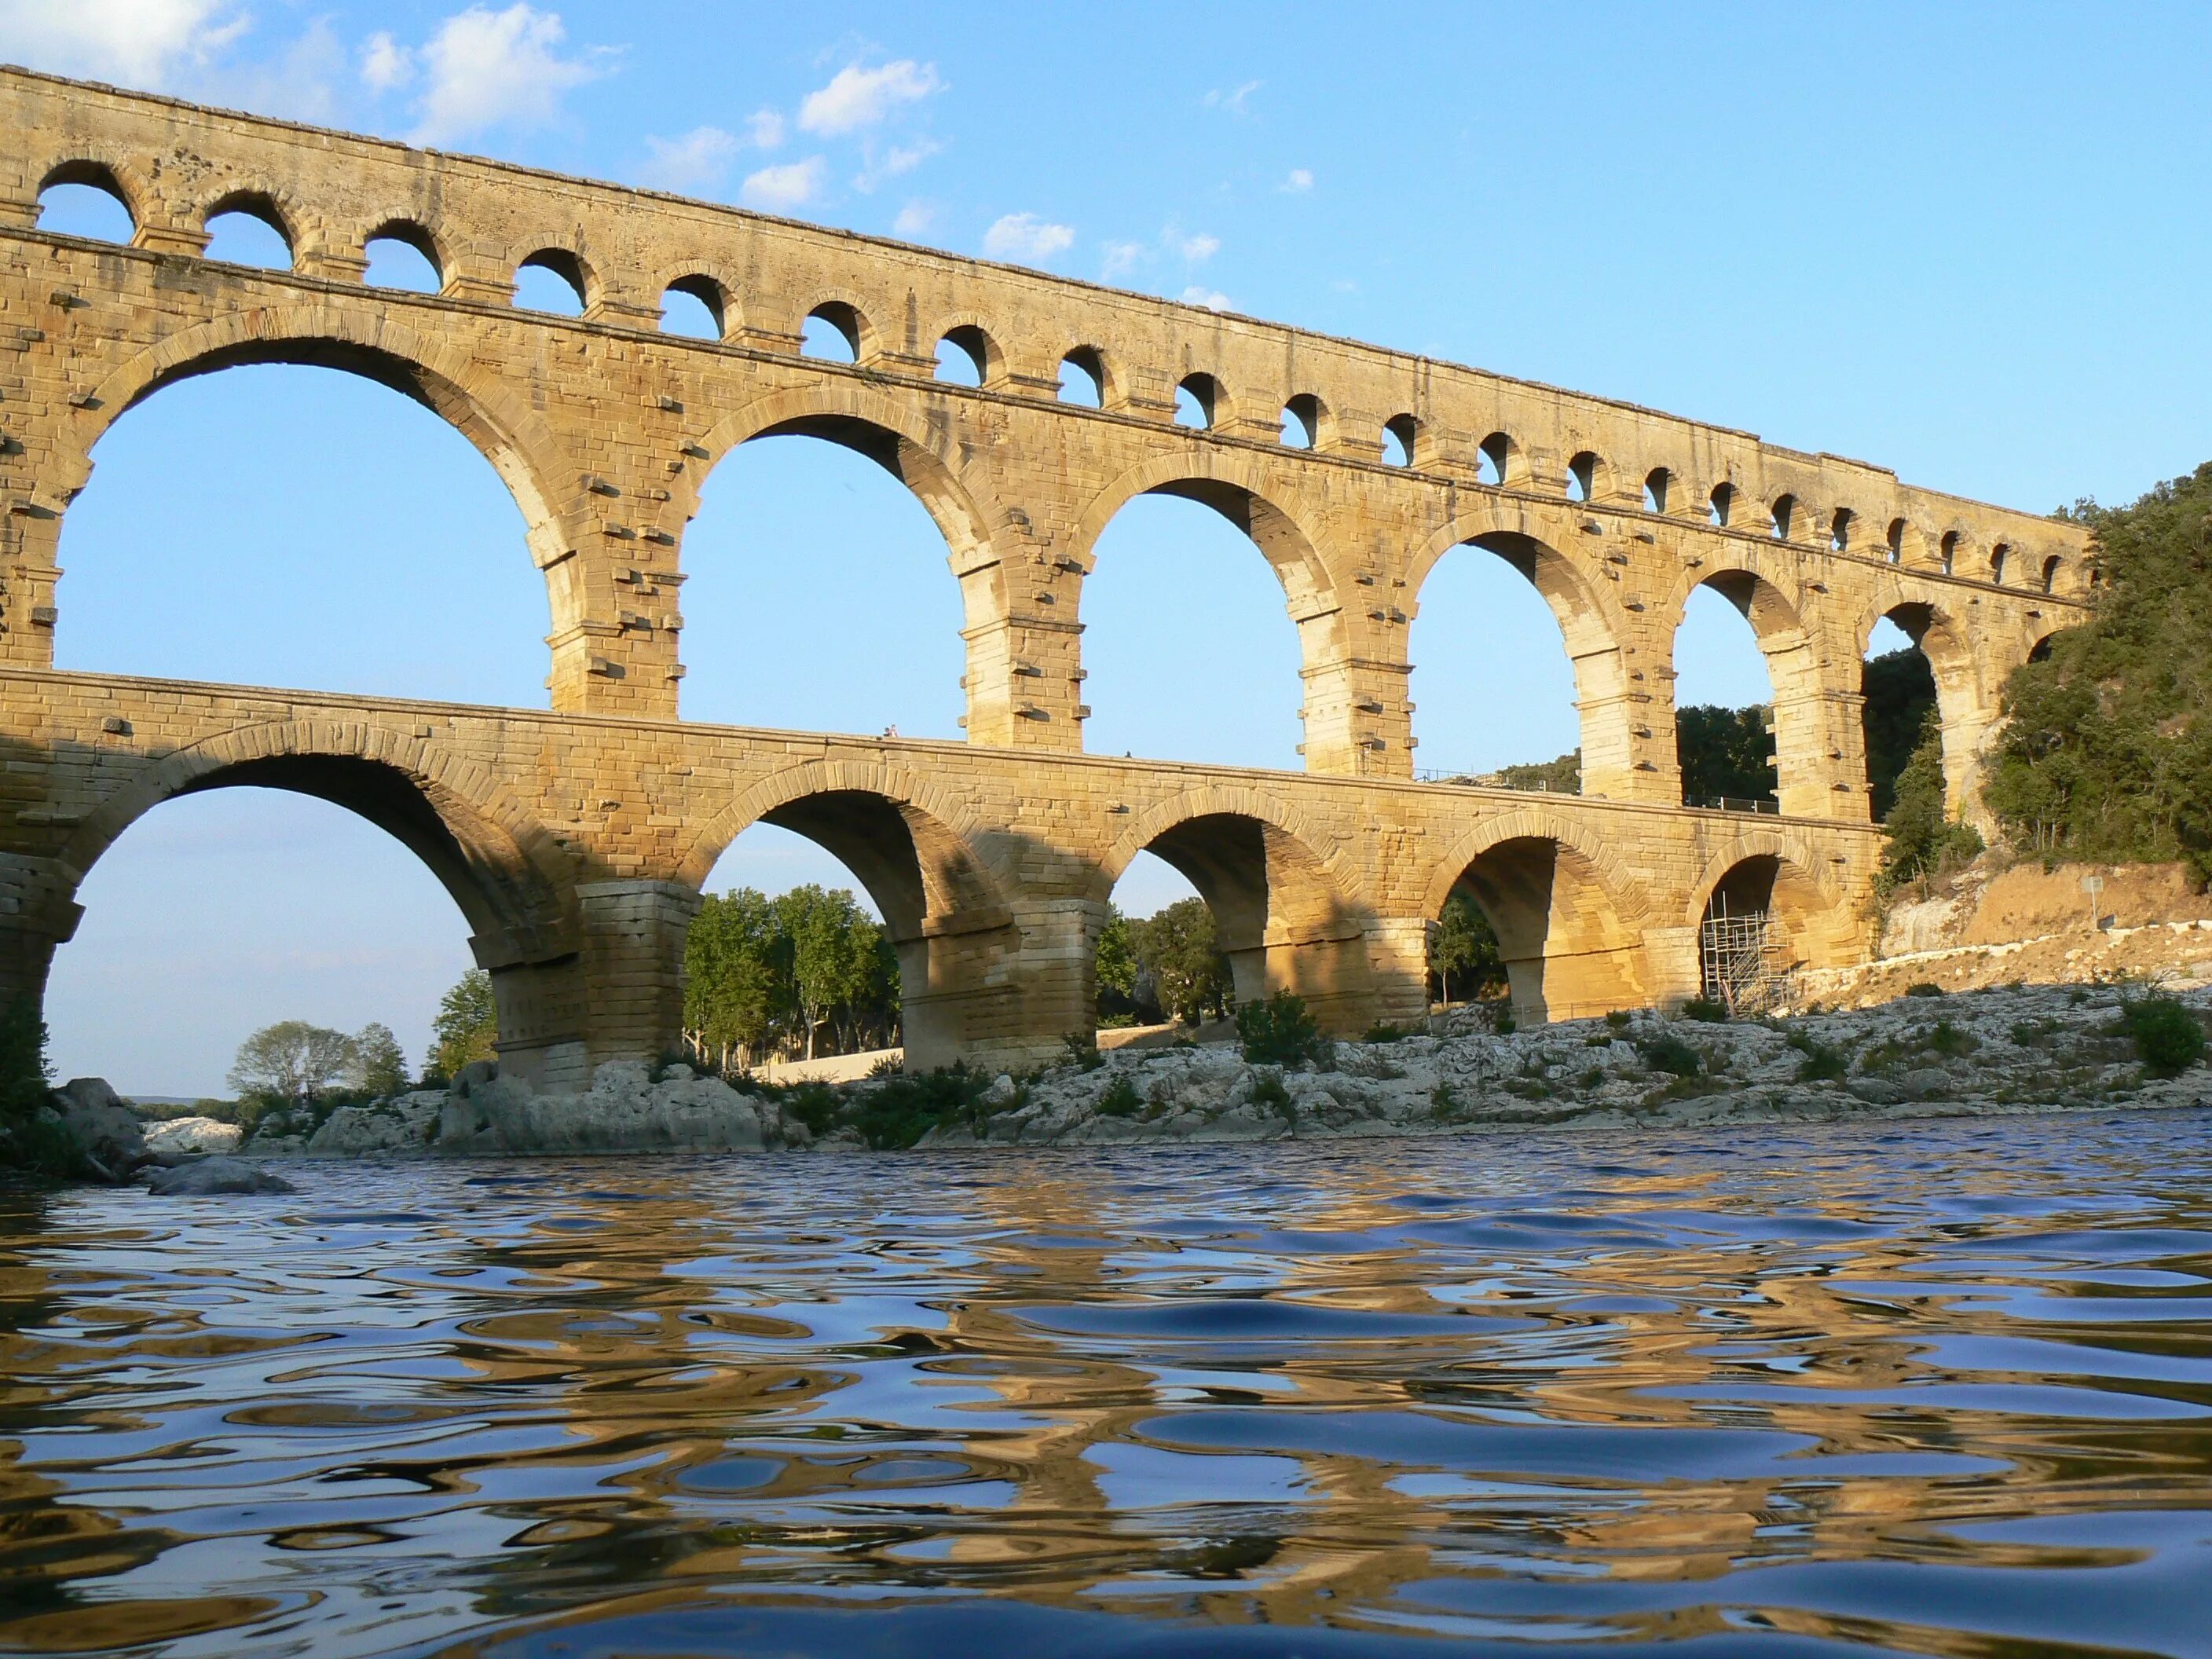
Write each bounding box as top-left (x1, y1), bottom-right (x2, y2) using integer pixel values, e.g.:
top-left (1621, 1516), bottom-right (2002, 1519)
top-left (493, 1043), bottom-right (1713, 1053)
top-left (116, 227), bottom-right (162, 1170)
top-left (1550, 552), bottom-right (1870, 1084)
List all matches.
top-left (1987, 462), bottom-right (2212, 879)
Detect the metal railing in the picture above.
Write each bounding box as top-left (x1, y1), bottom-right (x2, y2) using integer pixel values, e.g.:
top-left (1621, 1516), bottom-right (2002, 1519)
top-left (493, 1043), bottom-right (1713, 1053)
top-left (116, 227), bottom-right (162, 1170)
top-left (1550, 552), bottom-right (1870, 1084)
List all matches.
top-left (1414, 769), bottom-right (1579, 793)
top-left (1687, 795), bottom-right (1780, 815)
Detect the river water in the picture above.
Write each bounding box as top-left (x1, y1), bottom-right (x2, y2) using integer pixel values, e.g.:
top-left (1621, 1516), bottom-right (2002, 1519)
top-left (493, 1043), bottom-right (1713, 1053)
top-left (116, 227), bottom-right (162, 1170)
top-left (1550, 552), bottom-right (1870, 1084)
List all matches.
top-left (2, 1110), bottom-right (2210, 1658)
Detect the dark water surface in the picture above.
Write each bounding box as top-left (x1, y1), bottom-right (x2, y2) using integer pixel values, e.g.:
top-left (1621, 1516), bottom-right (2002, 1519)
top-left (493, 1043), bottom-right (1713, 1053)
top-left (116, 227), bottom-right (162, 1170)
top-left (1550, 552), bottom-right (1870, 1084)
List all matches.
top-left (5, 1111), bottom-right (2212, 1657)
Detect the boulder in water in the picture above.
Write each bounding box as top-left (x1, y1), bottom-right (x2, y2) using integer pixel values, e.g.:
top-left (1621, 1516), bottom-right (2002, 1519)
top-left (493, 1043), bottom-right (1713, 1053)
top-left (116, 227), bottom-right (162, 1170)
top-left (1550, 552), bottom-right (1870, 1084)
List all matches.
top-left (146, 1156), bottom-right (296, 1196)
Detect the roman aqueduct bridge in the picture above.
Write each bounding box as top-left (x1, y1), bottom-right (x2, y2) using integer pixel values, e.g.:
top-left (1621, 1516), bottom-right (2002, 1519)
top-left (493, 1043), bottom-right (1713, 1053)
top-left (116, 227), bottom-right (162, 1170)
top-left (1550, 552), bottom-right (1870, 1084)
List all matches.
top-left (0, 68), bottom-right (2090, 1078)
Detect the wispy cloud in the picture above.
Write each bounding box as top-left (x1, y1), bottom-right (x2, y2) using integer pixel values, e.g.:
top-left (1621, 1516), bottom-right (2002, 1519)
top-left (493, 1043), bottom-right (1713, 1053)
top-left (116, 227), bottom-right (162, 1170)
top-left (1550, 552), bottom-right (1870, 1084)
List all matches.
top-left (1281, 167), bottom-right (1314, 193)
top-left (745, 108), bottom-right (784, 148)
top-left (642, 125), bottom-right (739, 192)
top-left (892, 200), bottom-right (937, 238)
top-left (360, 30), bottom-right (412, 93)
top-left (983, 212), bottom-right (1075, 263)
top-left (855, 137), bottom-right (940, 192)
top-left (798, 58), bottom-right (942, 135)
top-left (742, 156), bottom-right (826, 211)
top-left (1203, 78), bottom-right (1261, 115)
top-left (1182, 285), bottom-right (1234, 311)
top-left (0, 0), bottom-right (248, 88)
top-left (406, 5), bottom-right (613, 146)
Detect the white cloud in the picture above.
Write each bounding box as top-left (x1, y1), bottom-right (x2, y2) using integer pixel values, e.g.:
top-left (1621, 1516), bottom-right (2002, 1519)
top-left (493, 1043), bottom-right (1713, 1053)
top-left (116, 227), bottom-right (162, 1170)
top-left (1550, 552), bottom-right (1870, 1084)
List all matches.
top-left (1178, 233), bottom-right (1220, 263)
top-left (360, 30), bottom-right (413, 92)
top-left (855, 136), bottom-right (939, 193)
top-left (0, 0), bottom-right (248, 87)
top-left (1203, 78), bottom-right (1261, 115)
top-left (983, 212), bottom-right (1075, 263)
top-left (410, 5), bottom-right (610, 146)
top-left (1181, 285), bottom-right (1233, 311)
top-left (892, 200), bottom-right (936, 238)
top-left (643, 125), bottom-right (738, 192)
top-left (742, 156), bottom-right (826, 211)
top-left (745, 108), bottom-right (784, 148)
top-left (798, 58), bottom-right (941, 135)
top-left (1282, 167), bottom-right (1313, 193)
top-left (1101, 240), bottom-right (1145, 278)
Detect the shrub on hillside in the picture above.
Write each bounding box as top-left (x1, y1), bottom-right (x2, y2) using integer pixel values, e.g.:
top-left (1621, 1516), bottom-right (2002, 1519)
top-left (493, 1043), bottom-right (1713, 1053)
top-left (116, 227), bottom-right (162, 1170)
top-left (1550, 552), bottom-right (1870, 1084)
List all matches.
top-left (2122, 995), bottom-right (2204, 1078)
top-left (1236, 992), bottom-right (1331, 1068)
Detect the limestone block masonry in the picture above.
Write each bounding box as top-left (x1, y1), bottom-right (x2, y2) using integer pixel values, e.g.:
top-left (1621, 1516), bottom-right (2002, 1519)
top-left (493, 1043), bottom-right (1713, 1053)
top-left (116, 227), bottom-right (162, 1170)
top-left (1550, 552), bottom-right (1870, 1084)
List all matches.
top-left (0, 68), bottom-right (2091, 1073)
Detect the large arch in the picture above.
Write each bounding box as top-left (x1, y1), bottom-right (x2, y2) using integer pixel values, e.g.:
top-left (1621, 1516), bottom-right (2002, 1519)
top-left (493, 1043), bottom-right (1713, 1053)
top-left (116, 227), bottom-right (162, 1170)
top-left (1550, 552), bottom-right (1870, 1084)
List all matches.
top-left (1665, 562), bottom-right (1825, 817)
top-left (1102, 786), bottom-right (1375, 1034)
top-left (1072, 451), bottom-right (1346, 768)
top-left (1683, 833), bottom-right (1857, 1003)
top-left (679, 760), bottom-right (1019, 1069)
top-left (1408, 506), bottom-right (1635, 797)
top-left (679, 383), bottom-right (1014, 736)
top-left (1420, 808), bottom-right (1650, 1023)
top-left (1849, 588), bottom-right (1983, 827)
top-left (44, 721), bottom-right (583, 1085)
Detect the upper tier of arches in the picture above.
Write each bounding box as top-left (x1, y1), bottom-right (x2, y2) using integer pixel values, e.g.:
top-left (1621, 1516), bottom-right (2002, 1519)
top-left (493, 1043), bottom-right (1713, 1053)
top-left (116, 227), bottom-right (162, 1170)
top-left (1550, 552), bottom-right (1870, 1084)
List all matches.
top-left (9, 68), bottom-right (2086, 604)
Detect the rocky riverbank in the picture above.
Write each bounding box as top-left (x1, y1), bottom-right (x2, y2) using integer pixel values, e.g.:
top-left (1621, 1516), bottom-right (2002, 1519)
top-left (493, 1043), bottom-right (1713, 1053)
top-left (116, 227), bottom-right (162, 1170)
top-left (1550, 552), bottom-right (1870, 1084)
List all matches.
top-left (280, 979), bottom-right (2212, 1159)
top-left (16, 980), bottom-right (2206, 1184)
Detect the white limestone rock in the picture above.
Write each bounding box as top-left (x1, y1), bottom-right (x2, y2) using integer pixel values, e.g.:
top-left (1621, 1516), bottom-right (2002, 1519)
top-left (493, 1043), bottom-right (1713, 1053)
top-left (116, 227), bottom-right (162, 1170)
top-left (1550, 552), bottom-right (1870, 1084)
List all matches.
top-left (434, 1061), bottom-right (780, 1155)
top-left (142, 1115), bottom-right (244, 1157)
top-left (307, 1092), bottom-right (445, 1156)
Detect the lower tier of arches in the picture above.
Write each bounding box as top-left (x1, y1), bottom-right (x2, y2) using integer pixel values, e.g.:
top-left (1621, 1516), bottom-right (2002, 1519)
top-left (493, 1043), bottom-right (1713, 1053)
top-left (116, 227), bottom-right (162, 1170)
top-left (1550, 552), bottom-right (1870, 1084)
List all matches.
top-left (0, 671), bottom-right (1884, 1079)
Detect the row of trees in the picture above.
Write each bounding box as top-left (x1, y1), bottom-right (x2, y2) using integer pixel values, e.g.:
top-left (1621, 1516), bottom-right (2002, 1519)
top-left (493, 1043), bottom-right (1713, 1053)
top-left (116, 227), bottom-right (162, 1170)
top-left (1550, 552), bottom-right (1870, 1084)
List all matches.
top-left (684, 884), bottom-right (899, 1070)
top-left (227, 1019), bottom-right (412, 1102)
top-left (1097, 899), bottom-right (1236, 1025)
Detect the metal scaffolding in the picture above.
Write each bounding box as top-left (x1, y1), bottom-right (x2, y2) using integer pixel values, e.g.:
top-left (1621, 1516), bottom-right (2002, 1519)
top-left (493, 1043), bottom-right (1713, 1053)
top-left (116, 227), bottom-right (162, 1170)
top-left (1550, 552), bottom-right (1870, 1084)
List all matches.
top-left (1699, 897), bottom-right (1789, 1015)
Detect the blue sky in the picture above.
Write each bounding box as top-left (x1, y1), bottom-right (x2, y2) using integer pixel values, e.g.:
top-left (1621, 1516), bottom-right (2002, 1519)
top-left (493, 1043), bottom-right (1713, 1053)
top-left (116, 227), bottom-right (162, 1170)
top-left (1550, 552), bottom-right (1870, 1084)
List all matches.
top-left (5, 2), bottom-right (2207, 1095)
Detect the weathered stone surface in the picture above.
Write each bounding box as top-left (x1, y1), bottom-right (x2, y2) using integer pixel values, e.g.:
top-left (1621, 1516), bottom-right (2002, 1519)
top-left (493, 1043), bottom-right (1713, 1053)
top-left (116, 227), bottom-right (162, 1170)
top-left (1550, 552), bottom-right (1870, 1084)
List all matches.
top-left (146, 1156), bottom-right (296, 1196)
top-left (49, 1078), bottom-right (144, 1174)
top-left (307, 1093), bottom-right (445, 1156)
top-left (434, 1062), bottom-right (784, 1155)
top-left (142, 1116), bottom-right (244, 1157)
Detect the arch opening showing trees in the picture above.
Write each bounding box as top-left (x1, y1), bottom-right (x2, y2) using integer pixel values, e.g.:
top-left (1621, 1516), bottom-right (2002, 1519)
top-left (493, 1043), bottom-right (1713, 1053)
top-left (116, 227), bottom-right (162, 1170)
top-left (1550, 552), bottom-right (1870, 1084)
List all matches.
top-left (1434, 837), bottom-right (1644, 1025)
top-left (1673, 575), bottom-right (1782, 812)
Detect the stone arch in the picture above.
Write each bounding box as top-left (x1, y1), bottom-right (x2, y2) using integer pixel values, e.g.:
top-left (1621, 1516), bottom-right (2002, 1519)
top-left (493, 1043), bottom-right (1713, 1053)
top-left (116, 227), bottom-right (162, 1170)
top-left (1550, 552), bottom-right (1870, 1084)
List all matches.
top-left (1849, 584), bottom-right (1979, 822)
top-left (797, 291), bottom-right (880, 361)
top-left (1665, 557), bottom-right (1829, 817)
top-left (1422, 812), bottom-right (1652, 1023)
top-left (657, 262), bottom-right (741, 338)
top-left (513, 244), bottom-right (597, 313)
top-left (357, 215), bottom-right (450, 288)
top-left (681, 381), bottom-right (1015, 648)
top-left (196, 183), bottom-right (306, 267)
top-left (1408, 501), bottom-right (1637, 797)
top-left (34, 152), bottom-right (148, 234)
top-left (928, 309), bottom-right (1005, 385)
top-left (47, 719), bottom-right (584, 1083)
top-left (677, 759), bottom-right (1018, 1069)
top-left (1683, 834), bottom-right (1855, 980)
top-left (1101, 785), bottom-right (1375, 1032)
top-left (1072, 451), bottom-right (1346, 756)
top-left (65, 305), bottom-right (589, 657)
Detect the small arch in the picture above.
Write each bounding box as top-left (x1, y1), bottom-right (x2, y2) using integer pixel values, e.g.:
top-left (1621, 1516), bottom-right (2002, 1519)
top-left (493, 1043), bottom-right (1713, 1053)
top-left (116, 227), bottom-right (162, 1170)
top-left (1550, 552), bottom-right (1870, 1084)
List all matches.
top-left (1643, 468), bottom-right (1671, 515)
top-left (36, 160), bottom-right (137, 242)
top-left (1829, 507), bottom-right (1853, 552)
top-left (202, 190), bottom-right (295, 270)
top-left (935, 323), bottom-right (996, 386)
top-left (1058, 345), bottom-right (1109, 408)
top-left (1885, 517), bottom-right (1907, 565)
top-left (1566, 450), bottom-right (1599, 503)
top-left (2028, 633), bottom-right (2057, 663)
top-left (1690, 849), bottom-right (1841, 1007)
top-left (1175, 373), bottom-right (1219, 430)
top-left (364, 220), bottom-right (443, 292)
top-left (800, 302), bottom-right (866, 362)
top-left (1478, 432), bottom-right (1514, 487)
top-left (661, 273), bottom-right (728, 341)
top-left (1708, 482), bottom-right (1734, 528)
top-left (1990, 543), bottom-right (2010, 585)
top-left (1280, 393), bottom-right (1324, 450)
top-left (1769, 494), bottom-right (1796, 542)
top-left (515, 248), bottom-right (589, 316)
top-left (1431, 832), bottom-right (1647, 1024)
top-left (1939, 529), bottom-right (1960, 575)
top-left (1382, 414), bottom-right (1419, 467)
top-left (2040, 554), bottom-right (2063, 594)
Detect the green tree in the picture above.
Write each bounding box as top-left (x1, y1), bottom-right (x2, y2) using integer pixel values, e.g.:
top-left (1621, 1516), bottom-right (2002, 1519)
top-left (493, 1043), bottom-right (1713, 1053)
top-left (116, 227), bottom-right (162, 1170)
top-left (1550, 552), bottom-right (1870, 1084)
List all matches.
top-left (1096, 905), bottom-right (1138, 1001)
top-left (1429, 891), bottom-right (1506, 1005)
top-left (347, 1022), bottom-right (410, 1096)
top-left (1862, 646), bottom-right (1939, 821)
top-left (685, 887), bottom-right (789, 1068)
top-left (1130, 898), bottom-right (1233, 1024)
top-left (1677, 704), bottom-right (1777, 804)
top-left (1493, 750), bottom-right (1580, 793)
top-left (0, 995), bottom-right (53, 1124)
top-left (775, 885), bottom-right (884, 1060)
top-left (1986, 461), bottom-right (2212, 877)
top-left (229, 1020), bottom-right (357, 1103)
top-left (430, 969), bottom-right (499, 1080)
top-left (1879, 711), bottom-right (1985, 892)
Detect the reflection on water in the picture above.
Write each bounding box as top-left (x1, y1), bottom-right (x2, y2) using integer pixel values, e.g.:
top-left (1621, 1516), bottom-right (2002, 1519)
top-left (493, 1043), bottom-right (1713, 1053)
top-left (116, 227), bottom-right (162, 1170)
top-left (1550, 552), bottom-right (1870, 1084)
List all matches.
top-left (3, 1110), bottom-right (2211, 1657)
